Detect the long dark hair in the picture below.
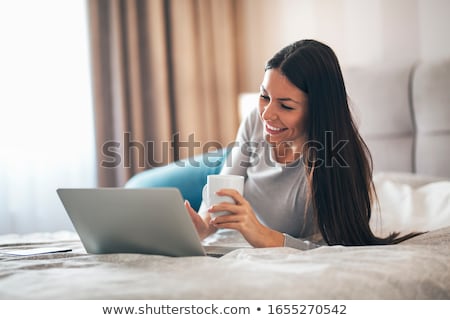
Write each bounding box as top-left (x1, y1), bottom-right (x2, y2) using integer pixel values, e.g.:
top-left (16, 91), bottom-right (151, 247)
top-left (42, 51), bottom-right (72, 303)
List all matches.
top-left (265, 39), bottom-right (419, 245)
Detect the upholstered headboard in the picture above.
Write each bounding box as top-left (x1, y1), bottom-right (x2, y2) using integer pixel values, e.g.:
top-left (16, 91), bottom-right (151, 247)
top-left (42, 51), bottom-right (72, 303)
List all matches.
top-left (411, 60), bottom-right (450, 178)
top-left (238, 59), bottom-right (450, 178)
top-left (344, 60), bottom-right (450, 178)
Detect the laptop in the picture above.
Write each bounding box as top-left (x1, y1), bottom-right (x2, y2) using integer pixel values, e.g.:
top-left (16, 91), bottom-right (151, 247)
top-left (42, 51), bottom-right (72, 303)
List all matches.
top-left (57, 188), bottom-right (244, 257)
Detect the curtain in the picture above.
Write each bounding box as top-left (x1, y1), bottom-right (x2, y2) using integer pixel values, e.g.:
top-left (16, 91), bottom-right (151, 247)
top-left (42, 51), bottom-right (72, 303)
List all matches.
top-left (88, 0), bottom-right (240, 187)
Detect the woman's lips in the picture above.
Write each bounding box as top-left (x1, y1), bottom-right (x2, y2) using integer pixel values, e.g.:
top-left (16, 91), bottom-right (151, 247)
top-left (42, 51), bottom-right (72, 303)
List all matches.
top-left (265, 123), bottom-right (287, 135)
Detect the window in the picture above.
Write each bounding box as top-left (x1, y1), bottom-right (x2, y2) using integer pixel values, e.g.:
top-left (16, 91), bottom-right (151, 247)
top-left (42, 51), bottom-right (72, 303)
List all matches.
top-left (0, 0), bottom-right (96, 234)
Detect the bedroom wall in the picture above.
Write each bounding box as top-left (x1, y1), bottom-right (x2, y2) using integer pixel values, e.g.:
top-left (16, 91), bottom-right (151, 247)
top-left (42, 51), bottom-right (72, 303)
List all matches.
top-left (235, 0), bottom-right (450, 92)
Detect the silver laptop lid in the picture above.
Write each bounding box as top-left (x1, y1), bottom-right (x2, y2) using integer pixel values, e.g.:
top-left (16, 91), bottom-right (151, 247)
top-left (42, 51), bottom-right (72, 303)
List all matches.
top-left (57, 188), bottom-right (206, 257)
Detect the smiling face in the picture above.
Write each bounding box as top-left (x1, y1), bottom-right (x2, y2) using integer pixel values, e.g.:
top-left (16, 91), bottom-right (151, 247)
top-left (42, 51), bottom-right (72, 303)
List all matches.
top-left (259, 68), bottom-right (308, 160)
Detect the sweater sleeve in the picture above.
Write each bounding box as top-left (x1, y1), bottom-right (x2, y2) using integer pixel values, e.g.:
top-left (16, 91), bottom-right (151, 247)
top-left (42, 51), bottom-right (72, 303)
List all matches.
top-left (283, 233), bottom-right (322, 250)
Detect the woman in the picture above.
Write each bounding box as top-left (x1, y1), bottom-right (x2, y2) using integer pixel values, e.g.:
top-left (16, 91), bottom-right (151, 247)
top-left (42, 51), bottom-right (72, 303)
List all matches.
top-left (185, 39), bottom-right (418, 248)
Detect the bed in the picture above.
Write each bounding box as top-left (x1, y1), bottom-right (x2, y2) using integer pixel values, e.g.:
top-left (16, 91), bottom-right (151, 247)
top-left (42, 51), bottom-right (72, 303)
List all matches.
top-left (0, 171), bottom-right (449, 299)
top-left (1, 60), bottom-right (449, 300)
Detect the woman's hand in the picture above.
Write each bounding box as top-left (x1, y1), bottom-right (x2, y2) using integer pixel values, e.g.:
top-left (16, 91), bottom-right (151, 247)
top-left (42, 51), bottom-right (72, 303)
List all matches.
top-left (207, 189), bottom-right (284, 248)
top-left (184, 200), bottom-right (217, 240)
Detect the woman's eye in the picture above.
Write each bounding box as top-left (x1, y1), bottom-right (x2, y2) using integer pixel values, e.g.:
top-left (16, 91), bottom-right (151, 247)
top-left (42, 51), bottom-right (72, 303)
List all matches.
top-left (281, 104), bottom-right (294, 110)
top-left (259, 94), bottom-right (270, 100)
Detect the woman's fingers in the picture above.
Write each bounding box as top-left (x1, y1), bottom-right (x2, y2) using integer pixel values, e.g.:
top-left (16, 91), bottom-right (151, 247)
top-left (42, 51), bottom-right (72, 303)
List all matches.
top-left (185, 200), bottom-right (218, 239)
top-left (215, 189), bottom-right (247, 205)
top-left (207, 188), bottom-right (249, 215)
top-left (185, 200), bottom-right (205, 226)
top-left (208, 202), bottom-right (241, 214)
top-left (184, 200), bottom-right (198, 218)
top-left (209, 203), bottom-right (251, 231)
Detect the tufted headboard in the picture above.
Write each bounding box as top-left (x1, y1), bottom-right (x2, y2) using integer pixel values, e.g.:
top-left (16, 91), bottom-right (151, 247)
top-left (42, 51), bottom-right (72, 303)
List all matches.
top-left (344, 59), bottom-right (450, 178)
top-left (238, 59), bottom-right (450, 179)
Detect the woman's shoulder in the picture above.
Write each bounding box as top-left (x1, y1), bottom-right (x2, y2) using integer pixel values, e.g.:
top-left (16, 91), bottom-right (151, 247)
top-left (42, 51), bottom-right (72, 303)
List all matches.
top-left (240, 106), bottom-right (263, 139)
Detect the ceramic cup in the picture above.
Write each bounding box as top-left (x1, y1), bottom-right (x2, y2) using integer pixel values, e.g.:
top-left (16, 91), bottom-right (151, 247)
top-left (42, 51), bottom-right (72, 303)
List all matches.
top-left (202, 174), bottom-right (244, 219)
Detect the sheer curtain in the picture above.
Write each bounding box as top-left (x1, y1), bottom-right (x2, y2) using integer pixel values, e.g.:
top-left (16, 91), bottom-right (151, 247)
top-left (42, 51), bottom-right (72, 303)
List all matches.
top-left (0, 0), bottom-right (96, 234)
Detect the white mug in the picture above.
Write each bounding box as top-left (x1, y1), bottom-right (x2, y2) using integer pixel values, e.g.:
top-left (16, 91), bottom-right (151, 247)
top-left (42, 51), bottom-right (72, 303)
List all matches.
top-left (202, 174), bottom-right (244, 219)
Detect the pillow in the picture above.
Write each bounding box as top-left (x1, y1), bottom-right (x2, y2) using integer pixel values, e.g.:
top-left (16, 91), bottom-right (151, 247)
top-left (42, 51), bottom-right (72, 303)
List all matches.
top-left (370, 172), bottom-right (450, 237)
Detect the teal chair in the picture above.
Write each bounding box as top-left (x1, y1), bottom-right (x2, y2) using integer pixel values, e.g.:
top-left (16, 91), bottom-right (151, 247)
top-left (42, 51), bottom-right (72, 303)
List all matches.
top-left (125, 151), bottom-right (227, 211)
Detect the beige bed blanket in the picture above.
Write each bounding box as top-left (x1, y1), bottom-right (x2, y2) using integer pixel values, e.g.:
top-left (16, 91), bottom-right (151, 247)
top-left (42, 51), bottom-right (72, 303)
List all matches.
top-left (0, 226), bottom-right (449, 299)
top-left (1, 172), bottom-right (449, 299)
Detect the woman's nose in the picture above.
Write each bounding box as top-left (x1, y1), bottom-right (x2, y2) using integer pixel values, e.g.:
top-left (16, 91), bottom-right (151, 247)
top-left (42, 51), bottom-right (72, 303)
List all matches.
top-left (262, 103), bottom-right (277, 121)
